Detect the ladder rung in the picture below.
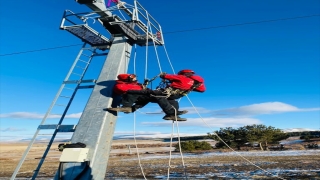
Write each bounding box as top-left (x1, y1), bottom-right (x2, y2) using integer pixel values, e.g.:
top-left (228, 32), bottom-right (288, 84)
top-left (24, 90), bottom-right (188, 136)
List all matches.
top-left (38, 125), bottom-right (76, 132)
top-left (76, 65), bottom-right (85, 70)
top-left (64, 80), bottom-right (78, 84)
top-left (93, 52), bottom-right (108, 57)
top-left (82, 47), bottom-right (95, 51)
top-left (59, 95), bottom-right (71, 98)
top-left (63, 79), bottom-right (96, 84)
top-left (78, 59), bottom-right (89, 64)
top-left (78, 85), bottom-right (95, 89)
top-left (81, 79), bottom-right (96, 83)
top-left (81, 54), bottom-right (91, 58)
top-left (38, 125), bottom-right (58, 129)
top-left (72, 73), bottom-right (82, 76)
top-left (64, 87), bottom-right (75, 90)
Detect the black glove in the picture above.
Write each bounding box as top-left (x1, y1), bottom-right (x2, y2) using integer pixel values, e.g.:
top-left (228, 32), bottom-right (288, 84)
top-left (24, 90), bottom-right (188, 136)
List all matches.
top-left (159, 72), bottom-right (166, 78)
top-left (143, 79), bottom-right (149, 85)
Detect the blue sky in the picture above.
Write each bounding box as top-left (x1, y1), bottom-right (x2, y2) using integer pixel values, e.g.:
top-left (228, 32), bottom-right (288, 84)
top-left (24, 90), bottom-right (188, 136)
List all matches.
top-left (0, 0), bottom-right (319, 142)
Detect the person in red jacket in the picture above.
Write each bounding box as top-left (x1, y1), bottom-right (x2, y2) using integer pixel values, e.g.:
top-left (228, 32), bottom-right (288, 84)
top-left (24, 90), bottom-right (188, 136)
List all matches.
top-left (124, 69), bottom-right (206, 121)
top-left (107, 73), bottom-right (147, 113)
top-left (152, 69), bottom-right (206, 121)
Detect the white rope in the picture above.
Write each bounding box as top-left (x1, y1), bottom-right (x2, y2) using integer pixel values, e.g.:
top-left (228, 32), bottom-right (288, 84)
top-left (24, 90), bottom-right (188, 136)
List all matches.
top-left (166, 107), bottom-right (188, 179)
top-left (145, 11), bottom-right (163, 74)
top-left (144, 20), bottom-right (149, 79)
top-left (173, 108), bottom-right (188, 179)
top-left (133, 44), bottom-right (137, 74)
top-left (133, 112), bottom-right (147, 179)
top-left (166, 119), bottom-right (175, 179)
top-left (184, 95), bottom-right (286, 180)
top-left (163, 45), bottom-right (176, 74)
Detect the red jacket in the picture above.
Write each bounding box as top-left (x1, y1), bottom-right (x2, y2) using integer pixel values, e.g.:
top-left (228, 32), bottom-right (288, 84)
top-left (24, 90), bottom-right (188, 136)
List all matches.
top-left (113, 80), bottom-right (143, 95)
top-left (189, 75), bottom-right (206, 92)
top-left (162, 74), bottom-right (194, 90)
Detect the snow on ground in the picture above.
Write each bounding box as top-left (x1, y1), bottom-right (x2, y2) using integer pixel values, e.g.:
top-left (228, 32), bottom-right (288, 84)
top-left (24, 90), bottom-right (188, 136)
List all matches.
top-left (138, 149), bottom-right (320, 160)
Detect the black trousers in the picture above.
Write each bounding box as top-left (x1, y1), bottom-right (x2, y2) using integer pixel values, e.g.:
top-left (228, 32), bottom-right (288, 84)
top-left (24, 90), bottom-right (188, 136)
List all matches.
top-left (121, 92), bottom-right (181, 115)
top-left (121, 93), bottom-right (158, 110)
top-left (154, 94), bottom-right (182, 115)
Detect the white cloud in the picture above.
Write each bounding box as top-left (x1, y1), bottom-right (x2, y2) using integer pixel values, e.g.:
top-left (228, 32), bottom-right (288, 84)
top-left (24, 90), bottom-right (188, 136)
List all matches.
top-left (137, 102), bottom-right (319, 118)
top-left (141, 117), bottom-right (261, 128)
top-left (114, 131), bottom-right (163, 135)
top-left (282, 128), bottom-right (319, 133)
top-left (212, 102), bottom-right (320, 117)
top-left (0, 112), bottom-right (82, 119)
top-left (0, 127), bottom-right (26, 132)
top-left (136, 106), bottom-right (211, 115)
top-left (113, 133), bottom-right (208, 139)
top-left (180, 107), bottom-right (212, 114)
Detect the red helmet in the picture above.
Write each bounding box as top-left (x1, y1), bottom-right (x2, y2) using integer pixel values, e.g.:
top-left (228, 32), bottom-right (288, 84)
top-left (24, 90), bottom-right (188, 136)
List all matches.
top-left (117, 74), bottom-right (136, 81)
top-left (178, 69), bottom-right (195, 76)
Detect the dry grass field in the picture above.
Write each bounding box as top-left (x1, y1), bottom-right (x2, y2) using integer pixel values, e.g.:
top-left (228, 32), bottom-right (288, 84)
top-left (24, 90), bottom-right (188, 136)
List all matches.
top-left (1, 139), bottom-right (320, 179)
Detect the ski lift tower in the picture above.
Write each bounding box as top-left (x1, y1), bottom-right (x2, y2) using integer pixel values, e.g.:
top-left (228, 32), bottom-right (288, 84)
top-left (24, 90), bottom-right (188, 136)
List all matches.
top-left (57, 0), bottom-right (164, 179)
top-left (10, 0), bottom-right (163, 179)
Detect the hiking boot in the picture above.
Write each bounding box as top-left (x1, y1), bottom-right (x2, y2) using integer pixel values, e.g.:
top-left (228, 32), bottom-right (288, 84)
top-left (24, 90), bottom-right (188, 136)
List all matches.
top-left (177, 110), bottom-right (188, 115)
top-left (106, 107), bottom-right (132, 113)
top-left (163, 115), bottom-right (187, 121)
top-left (160, 110), bottom-right (188, 115)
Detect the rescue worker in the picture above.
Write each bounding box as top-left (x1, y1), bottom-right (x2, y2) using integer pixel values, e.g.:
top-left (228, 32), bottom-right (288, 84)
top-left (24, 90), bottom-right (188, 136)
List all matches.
top-left (107, 73), bottom-right (188, 115)
top-left (125, 69), bottom-right (206, 121)
top-left (107, 73), bottom-right (147, 113)
top-left (150, 69), bottom-right (206, 121)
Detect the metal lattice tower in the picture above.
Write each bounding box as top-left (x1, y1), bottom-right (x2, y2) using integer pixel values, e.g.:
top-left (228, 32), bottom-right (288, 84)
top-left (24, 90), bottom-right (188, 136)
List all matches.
top-left (11, 0), bottom-right (163, 179)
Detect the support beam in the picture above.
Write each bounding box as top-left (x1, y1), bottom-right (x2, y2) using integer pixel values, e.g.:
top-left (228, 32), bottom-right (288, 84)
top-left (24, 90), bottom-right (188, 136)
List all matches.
top-left (55, 36), bottom-right (132, 180)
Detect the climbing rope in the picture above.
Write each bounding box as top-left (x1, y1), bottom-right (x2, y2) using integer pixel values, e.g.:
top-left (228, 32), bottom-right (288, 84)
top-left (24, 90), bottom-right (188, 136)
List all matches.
top-left (166, 107), bottom-right (188, 179)
top-left (146, 10), bottom-right (163, 74)
top-left (133, 44), bottom-right (137, 74)
top-left (144, 24), bottom-right (149, 79)
top-left (162, 45), bottom-right (176, 74)
top-left (133, 112), bottom-right (147, 179)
